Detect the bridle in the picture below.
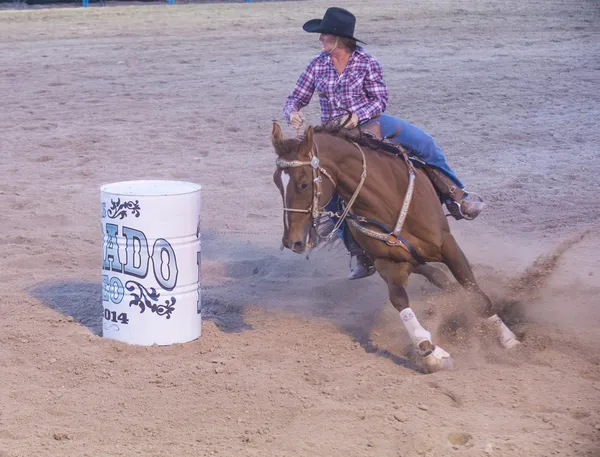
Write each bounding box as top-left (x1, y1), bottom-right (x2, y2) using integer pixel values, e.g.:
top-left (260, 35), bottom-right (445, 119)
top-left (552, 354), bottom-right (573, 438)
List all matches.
top-left (275, 141), bottom-right (334, 227)
top-left (275, 138), bottom-right (367, 242)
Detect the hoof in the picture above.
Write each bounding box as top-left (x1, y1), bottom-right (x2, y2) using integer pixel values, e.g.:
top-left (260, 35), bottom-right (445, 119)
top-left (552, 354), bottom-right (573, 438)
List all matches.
top-left (422, 346), bottom-right (453, 373)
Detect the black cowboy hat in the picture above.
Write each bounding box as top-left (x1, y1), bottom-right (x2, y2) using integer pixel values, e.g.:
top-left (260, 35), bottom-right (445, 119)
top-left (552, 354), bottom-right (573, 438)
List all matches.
top-left (303, 7), bottom-right (366, 44)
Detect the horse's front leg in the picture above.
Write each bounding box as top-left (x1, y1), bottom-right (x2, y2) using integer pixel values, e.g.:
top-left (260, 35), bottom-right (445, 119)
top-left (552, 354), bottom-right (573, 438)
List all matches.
top-left (375, 259), bottom-right (452, 373)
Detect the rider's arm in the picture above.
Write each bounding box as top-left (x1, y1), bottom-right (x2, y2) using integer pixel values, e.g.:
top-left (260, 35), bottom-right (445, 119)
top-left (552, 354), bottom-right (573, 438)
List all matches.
top-left (283, 60), bottom-right (316, 122)
top-left (354, 58), bottom-right (388, 123)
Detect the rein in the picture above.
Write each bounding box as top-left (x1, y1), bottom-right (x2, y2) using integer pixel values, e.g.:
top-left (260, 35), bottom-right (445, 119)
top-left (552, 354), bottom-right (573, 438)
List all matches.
top-left (325, 140), bottom-right (367, 241)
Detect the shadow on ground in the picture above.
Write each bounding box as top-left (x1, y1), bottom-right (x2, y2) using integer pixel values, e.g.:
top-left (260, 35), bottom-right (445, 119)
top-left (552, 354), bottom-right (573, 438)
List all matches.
top-left (28, 280), bottom-right (104, 334)
top-left (27, 279), bottom-right (251, 336)
top-left (28, 229), bottom-right (428, 368)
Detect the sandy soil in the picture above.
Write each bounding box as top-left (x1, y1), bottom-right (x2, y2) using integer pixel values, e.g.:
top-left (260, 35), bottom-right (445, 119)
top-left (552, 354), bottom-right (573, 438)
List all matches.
top-left (0, 1), bottom-right (599, 456)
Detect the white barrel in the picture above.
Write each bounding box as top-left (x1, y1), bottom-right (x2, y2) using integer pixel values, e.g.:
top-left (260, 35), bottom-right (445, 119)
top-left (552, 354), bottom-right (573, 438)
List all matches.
top-left (100, 180), bottom-right (201, 345)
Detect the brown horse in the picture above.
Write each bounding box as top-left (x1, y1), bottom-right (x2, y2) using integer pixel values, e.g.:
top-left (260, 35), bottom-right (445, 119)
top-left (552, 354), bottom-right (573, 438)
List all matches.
top-left (271, 121), bottom-right (520, 373)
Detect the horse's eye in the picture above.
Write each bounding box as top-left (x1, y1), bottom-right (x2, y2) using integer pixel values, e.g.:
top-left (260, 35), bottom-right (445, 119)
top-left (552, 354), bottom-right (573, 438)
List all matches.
top-left (301, 183), bottom-right (309, 190)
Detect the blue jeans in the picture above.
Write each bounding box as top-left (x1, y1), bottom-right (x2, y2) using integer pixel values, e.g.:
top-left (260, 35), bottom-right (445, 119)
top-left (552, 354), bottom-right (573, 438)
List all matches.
top-left (376, 114), bottom-right (464, 189)
top-left (329, 114), bottom-right (465, 253)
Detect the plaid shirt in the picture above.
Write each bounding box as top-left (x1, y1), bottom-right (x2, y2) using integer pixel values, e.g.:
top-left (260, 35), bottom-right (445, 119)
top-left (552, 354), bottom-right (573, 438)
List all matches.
top-left (283, 47), bottom-right (388, 125)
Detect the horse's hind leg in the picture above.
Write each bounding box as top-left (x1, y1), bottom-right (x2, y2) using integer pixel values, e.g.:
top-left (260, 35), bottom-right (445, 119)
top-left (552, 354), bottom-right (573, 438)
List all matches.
top-left (413, 264), bottom-right (453, 290)
top-left (375, 259), bottom-right (453, 373)
top-left (440, 232), bottom-right (492, 314)
top-left (440, 233), bottom-right (520, 348)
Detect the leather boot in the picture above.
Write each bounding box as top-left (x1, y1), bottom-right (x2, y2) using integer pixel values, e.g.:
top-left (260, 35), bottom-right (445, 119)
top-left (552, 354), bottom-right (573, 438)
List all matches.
top-left (457, 193), bottom-right (487, 220)
top-left (348, 252), bottom-right (376, 280)
top-left (424, 166), bottom-right (487, 220)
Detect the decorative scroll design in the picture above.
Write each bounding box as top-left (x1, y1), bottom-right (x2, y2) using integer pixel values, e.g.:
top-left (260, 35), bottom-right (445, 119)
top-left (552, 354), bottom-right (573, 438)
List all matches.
top-left (125, 281), bottom-right (176, 319)
top-left (107, 198), bottom-right (141, 219)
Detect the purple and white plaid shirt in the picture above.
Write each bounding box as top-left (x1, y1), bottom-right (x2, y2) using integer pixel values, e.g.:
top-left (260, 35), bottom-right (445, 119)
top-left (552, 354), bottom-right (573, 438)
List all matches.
top-left (283, 47), bottom-right (388, 125)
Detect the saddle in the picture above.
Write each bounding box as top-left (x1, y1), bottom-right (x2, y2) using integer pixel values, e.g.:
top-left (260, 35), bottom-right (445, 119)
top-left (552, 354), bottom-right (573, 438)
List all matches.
top-left (357, 119), bottom-right (383, 139)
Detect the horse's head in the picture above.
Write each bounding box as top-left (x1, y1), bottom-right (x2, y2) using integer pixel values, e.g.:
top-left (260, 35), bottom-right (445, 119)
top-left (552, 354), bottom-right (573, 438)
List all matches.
top-left (271, 121), bottom-right (325, 254)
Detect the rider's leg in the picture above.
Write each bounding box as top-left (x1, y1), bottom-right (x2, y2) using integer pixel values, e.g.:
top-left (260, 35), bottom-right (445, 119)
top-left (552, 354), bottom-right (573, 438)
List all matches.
top-left (376, 114), bottom-right (486, 220)
top-left (324, 194), bottom-right (375, 280)
top-left (377, 114), bottom-right (463, 187)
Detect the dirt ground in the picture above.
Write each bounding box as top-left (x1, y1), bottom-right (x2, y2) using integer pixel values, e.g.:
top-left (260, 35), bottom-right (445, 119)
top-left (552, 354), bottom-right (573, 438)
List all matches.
top-left (1, 1), bottom-right (599, 456)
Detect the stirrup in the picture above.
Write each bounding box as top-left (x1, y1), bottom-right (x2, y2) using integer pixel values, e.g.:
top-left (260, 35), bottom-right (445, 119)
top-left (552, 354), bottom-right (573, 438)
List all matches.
top-left (445, 199), bottom-right (467, 221)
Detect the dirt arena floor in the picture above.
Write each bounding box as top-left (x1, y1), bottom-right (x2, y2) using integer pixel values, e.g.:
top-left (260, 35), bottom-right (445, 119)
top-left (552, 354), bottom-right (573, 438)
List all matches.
top-left (1, 1), bottom-right (599, 456)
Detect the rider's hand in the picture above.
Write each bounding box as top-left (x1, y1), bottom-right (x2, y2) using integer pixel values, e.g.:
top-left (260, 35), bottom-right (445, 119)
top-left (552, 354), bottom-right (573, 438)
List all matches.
top-left (289, 111), bottom-right (304, 129)
top-left (340, 112), bottom-right (359, 129)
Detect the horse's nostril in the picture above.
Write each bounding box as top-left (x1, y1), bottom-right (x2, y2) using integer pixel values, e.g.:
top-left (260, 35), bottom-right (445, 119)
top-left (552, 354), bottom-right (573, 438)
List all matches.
top-left (292, 241), bottom-right (304, 251)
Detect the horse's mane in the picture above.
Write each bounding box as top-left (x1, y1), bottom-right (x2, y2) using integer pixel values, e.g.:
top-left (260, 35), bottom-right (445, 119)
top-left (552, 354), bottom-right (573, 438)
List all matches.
top-left (274, 122), bottom-right (407, 161)
top-left (313, 122), bottom-right (406, 157)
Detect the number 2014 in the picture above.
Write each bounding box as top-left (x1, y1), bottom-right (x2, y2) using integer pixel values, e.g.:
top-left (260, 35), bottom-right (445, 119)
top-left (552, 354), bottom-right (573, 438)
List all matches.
top-left (104, 309), bottom-right (130, 324)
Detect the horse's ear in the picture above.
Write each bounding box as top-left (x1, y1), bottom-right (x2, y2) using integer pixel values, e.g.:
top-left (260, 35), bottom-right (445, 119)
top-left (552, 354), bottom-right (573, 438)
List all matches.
top-left (298, 125), bottom-right (314, 158)
top-left (271, 121), bottom-right (284, 147)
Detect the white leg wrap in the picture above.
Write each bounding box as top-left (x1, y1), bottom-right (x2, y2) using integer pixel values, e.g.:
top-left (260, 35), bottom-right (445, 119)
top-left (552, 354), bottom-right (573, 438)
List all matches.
top-left (487, 314), bottom-right (520, 348)
top-left (399, 308), bottom-right (431, 347)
